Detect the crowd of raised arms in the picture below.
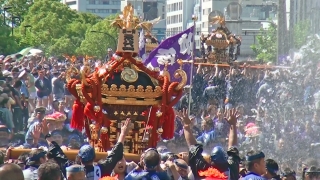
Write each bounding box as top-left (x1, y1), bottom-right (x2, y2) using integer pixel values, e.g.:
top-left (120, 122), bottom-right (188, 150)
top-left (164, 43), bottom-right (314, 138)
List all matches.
top-left (0, 51), bottom-right (318, 180)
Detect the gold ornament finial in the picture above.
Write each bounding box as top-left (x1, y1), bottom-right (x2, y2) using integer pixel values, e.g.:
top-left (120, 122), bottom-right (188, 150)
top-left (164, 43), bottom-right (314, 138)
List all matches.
top-left (177, 59), bottom-right (184, 68)
top-left (111, 3), bottom-right (140, 29)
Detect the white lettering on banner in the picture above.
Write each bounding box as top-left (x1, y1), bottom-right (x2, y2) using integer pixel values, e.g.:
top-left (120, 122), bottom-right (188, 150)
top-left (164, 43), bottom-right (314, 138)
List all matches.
top-left (139, 31), bottom-right (145, 50)
top-left (178, 32), bottom-right (193, 55)
top-left (155, 48), bottom-right (176, 65)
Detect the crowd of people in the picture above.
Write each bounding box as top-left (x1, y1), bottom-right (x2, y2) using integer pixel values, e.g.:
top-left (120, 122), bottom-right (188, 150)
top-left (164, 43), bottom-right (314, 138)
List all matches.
top-left (0, 50), bottom-right (318, 180)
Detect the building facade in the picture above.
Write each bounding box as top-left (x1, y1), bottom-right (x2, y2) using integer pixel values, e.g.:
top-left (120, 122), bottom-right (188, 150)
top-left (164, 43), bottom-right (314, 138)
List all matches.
top-left (166, 0), bottom-right (194, 37)
top-left (121, 0), bottom-right (167, 41)
top-left (61, 0), bottom-right (121, 18)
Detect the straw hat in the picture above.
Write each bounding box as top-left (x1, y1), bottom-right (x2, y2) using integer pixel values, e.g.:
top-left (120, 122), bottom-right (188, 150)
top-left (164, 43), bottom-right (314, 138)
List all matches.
top-left (46, 112), bottom-right (67, 122)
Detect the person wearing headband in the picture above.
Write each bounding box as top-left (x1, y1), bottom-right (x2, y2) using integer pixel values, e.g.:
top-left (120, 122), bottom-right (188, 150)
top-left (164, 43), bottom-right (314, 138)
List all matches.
top-left (23, 148), bottom-right (47, 179)
top-left (281, 168), bottom-right (296, 180)
top-left (241, 150), bottom-right (266, 180)
top-left (302, 166), bottom-right (320, 180)
top-left (262, 159), bottom-right (280, 180)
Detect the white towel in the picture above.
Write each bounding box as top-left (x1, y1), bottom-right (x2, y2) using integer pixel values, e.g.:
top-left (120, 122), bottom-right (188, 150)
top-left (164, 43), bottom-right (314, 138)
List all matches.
top-left (93, 165), bottom-right (101, 180)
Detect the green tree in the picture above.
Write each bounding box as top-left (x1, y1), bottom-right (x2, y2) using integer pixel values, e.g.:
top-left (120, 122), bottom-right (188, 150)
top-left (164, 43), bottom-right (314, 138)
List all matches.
top-left (293, 20), bottom-right (310, 49)
top-left (250, 23), bottom-right (277, 63)
top-left (0, 18), bottom-right (19, 55)
top-left (14, 0), bottom-right (101, 56)
top-left (77, 15), bottom-right (118, 59)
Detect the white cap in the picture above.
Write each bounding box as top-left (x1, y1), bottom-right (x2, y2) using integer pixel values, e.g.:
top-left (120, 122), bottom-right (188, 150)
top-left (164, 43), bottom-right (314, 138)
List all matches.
top-left (2, 70), bottom-right (11, 77)
top-left (18, 70), bottom-right (27, 79)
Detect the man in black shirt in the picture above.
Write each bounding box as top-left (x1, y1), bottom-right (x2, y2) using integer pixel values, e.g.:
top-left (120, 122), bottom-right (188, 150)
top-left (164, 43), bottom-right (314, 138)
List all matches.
top-left (78, 118), bottom-right (131, 179)
top-left (178, 108), bottom-right (240, 180)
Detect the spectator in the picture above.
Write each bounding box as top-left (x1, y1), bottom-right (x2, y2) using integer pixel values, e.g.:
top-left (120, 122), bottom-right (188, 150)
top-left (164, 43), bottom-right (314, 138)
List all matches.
top-left (178, 108), bottom-right (240, 179)
top-left (12, 80), bottom-right (24, 132)
top-left (23, 148), bottom-right (47, 180)
top-left (0, 163), bottom-right (24, 180)
top-left (111, 157), bottom-right (137, 179)
top-left (165, 158), bottom-right (195, 180)
top-left (18, 70), bottom-right (30, 131)
top-left (242, 150), bottom-right (266, 180)
top-left (66, 164), bottom-right (86, 180)
top-left (0, 96), bottom-right (14, 134)
top-left (51, 70), bottom-right (65, 101)
top-left (263, 159), bottom-right (281, 180)
top-left (77, 118), bottom-right (131, 179)
top-left (0, 125), bottom-right (11, 147)
top-left (35, 69), bottom-right (50, 108)
top-left (38, 161), bottom-right (62, 180)
top-left (125, 148), bottom-right (171, 180)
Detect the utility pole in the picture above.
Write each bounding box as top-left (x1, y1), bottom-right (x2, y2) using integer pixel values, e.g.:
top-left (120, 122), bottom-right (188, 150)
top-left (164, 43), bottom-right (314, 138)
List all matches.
top-left (289, 0), bottom-right (295, 49)
top-left (299, 0), bottom-right (303, 21)
top-left (277, 0), bottom-right (287, 64)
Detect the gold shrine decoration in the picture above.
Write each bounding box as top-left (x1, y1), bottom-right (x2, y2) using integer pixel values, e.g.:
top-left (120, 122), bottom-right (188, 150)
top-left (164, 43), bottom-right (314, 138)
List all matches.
top-left (117, 28), bottom-right (139, 53)
top-left (101, 84), bottom-right (162, 99)
top-left (75, 84), bottom-right (162, 105)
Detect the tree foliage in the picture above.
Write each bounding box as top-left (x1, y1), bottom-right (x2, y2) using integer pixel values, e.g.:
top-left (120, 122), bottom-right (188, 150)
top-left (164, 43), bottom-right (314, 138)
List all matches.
top-left (250, 23), bottom-right (277, 63)
top-left (0, 18), bottom-right (19, 55)
top-left (0, 0), bottom-right (104, 56)
top-left (293, 20), bottom-right (311, 49)
top-left (77, 15), bottom-right (118, 59)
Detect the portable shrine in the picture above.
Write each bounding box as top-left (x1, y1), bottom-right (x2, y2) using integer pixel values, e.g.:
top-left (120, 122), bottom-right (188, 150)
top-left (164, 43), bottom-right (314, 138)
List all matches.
top-left (200, 15), bottom-right (241, 64)
top-left (66, 4), bottom-right (186, 154)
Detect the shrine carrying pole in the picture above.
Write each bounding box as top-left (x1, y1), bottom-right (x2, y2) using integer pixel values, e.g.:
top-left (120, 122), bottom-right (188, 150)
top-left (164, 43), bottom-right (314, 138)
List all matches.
top-left (187, 15), bottom-right (198, 117)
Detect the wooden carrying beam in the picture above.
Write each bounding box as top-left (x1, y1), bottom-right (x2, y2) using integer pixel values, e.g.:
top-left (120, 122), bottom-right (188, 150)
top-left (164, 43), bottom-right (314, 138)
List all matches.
top-left (193, 63), bottom-right (291, 69)
top-left (9, 149), bottom-right (211, 163)
top-left (9, 149), bottom-right (140, 162)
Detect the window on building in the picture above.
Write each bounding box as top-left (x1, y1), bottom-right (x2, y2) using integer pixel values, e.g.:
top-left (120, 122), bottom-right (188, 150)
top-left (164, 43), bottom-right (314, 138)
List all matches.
top-left (179, 2), bottom-right (182, 10)
top-left (111, 9), bottom-right (118, 13)
top-left (88, 0), bottom-right (95, 4)
top-left (99, 0), bottom-right (109, 5)
top-left (87, 9), bottom-right (96, 13)
top-left (112, 1), bottom-right (120, 5)
top-left (179, 14), bottom-right (182, 22)
top-left (162, 14), bottom-right (165, 20)
top-left (202, 21), bottom-right (208, 28)
top-left (66, 1), bottom-right (76, 5)
top-left (97, 9), bottom-right (106, 13)
top-left (162, 5), bottom-right (165, 12)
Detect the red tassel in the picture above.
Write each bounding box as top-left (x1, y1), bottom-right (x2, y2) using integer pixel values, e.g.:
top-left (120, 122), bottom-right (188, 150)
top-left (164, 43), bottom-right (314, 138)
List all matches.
top-left (161, 107), bottom-right (175, 139)
top-left (100, 133), bottom-right (109, 151)
top-left (147, 106), bottom-right (157, 126)
top-left (84, 103), bottom-right (95, 120)
top-left (149, 106), bottom-right (158, 147)
top-left (70, 99), bottom-right (84, 131)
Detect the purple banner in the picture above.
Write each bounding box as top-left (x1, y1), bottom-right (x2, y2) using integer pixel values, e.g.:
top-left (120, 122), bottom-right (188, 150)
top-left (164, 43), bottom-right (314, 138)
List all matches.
top-left (144, 26), bottom-right (195, 84)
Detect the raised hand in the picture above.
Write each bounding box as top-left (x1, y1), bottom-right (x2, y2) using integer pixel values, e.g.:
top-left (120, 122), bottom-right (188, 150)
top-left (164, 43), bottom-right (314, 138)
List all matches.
top-left (31, 124), bottom-right (42, 140)
top-left (225, 108), bottom-right (240, 126)
top-left (41, 118), bottom-right (49, 135)
top-left (121, 118), bottom-right (131, 135)
top-left (177, 108), bottom-right (192, 126)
